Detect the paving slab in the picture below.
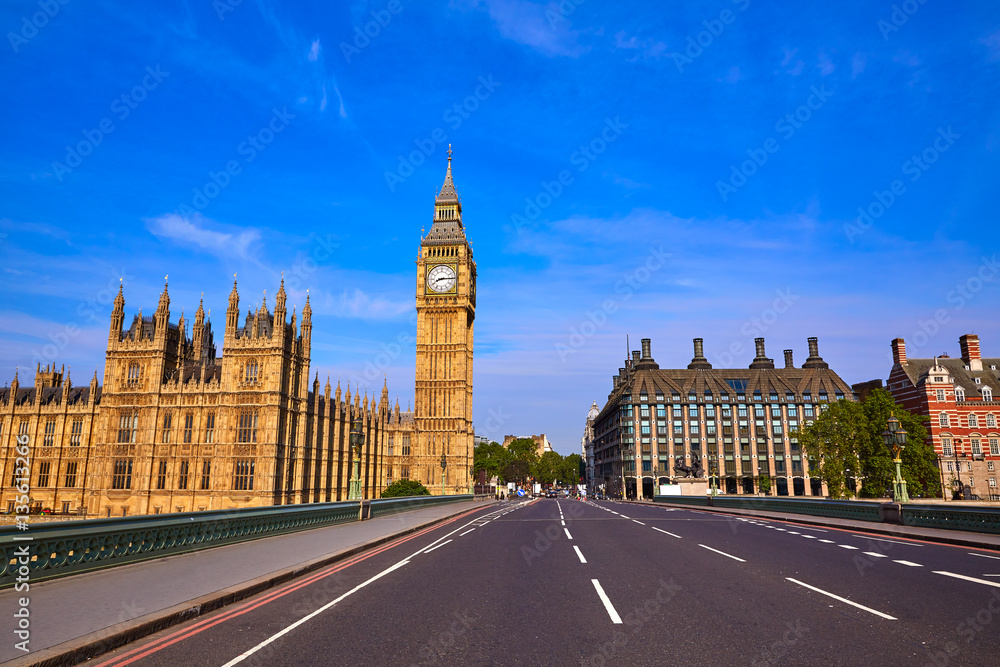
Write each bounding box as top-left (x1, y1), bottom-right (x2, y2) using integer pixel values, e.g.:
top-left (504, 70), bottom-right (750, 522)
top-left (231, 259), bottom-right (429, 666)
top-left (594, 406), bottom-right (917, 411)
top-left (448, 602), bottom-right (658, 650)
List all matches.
top-left (1, 500), bottom-right (490, 667)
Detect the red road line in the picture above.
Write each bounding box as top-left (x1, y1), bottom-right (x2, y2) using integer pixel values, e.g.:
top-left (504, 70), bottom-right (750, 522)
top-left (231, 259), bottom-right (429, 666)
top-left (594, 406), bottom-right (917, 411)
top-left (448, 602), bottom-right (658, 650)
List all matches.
top-left (93, 507), bottom-right (483, 666)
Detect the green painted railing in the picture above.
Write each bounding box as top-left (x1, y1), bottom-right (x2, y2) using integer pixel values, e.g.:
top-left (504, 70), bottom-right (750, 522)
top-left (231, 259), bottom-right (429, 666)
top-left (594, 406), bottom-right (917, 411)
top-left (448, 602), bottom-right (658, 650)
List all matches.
top-left (711, 497), bottom-right (884, 522)
top-left (0, 495), bottom-right (473, 587)
top-left (901, 504), bottom-right (1000, 535)
top-left (653, 494), bottom-right (1000, 536)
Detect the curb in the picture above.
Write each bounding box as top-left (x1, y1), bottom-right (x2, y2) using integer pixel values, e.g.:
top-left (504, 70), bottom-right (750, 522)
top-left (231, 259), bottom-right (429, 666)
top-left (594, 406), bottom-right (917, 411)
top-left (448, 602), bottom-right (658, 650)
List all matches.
top-left (643, 500), bottom-right (1000, 551)
top-left (9, 504), bottom-right (486, 667)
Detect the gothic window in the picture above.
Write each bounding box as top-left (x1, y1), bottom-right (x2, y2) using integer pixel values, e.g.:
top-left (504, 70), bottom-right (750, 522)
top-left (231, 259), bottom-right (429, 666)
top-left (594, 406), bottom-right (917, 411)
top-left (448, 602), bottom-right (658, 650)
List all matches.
top-left (156, 460), bottom-right (167, 490)
top-left (37, 461), bottom-right (50, 487)
top-left (70, 418), bottom-right (83, 446)
top-left (387, 437), bottom-right (394, 456)
top-left (233, 460), bottom-right (255, 491)
top-left (19, 419), bottom-right (29, 436)
top-left (183, 413), bottom-right (194, 444)
top-left (205, 412), bottom-right (216, 443)
top-left (178, 460), bottom-right (190, 490)
top-left (402, 436), bottom-right (410, 456)
top-left (401, 466), bottom-right (409, 479)
top-left (237, 409), bottom-right (258, 443)
top-left (162, 412), bottom-right (172, 443)
top-left (201, 460), bottom-right (211, 490)
top-left (111, 459), bottom-right (132, 489)
top-left (127, 362), bottom-right (141, 385)
top-left (117, 411), bottom-right (138, 444)
top-left (43, 419), bottom-right (55, 447)
top-left (64, 461), bottom-right (78, 488)
top-left (244, 359), bottom-right (259, 384)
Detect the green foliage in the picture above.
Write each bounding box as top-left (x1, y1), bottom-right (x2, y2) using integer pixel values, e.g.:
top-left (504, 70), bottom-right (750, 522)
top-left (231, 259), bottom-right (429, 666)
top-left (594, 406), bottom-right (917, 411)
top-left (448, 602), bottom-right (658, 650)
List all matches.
top-left (380, 479), bottom-right (430, 498)
top-left (757, 474), bottom-right (772, 496)
top-left (471, 438), bottom-right (583, 488)
top-left (796, 389), bottom-right (939, 500)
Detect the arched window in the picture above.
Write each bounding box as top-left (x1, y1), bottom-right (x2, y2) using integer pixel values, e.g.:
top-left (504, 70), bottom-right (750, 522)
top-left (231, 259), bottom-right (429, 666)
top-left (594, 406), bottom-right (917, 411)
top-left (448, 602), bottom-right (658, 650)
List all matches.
top-left (117, 411), bottom-right (138, 444)
top-left (127, 362), bottom-right (141, 384)
top-left (237, 409), bottom-right (258, 443)
top-left (244, 359), bottom-right (259, 384)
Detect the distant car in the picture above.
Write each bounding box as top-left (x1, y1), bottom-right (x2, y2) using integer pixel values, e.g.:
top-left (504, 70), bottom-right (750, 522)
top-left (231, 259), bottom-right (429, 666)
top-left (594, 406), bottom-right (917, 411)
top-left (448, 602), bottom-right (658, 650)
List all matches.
top-left (546, 490), bottom-right (557, 498)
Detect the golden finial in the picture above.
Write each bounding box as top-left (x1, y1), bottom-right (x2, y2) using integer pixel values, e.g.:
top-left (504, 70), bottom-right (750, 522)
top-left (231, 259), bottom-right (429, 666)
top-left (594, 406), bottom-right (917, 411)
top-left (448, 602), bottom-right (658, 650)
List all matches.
top-left (447, 144), bottom-right (452, 160)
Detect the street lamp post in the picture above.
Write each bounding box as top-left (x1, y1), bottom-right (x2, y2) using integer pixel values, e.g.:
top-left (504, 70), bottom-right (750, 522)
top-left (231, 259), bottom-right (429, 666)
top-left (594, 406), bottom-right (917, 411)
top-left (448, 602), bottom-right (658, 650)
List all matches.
top-left (440, 452), bottom-right (447, 497)
top-left (882, 414), bottom-right (910, 503)
top-left (652, 466), bottom-right (659, 498)
top-left (710, 459), bottom-right (719, 497)
top-left (953, 439), bottom-right (963, 500)
top-left (349, 418), bottom-right (364, 519)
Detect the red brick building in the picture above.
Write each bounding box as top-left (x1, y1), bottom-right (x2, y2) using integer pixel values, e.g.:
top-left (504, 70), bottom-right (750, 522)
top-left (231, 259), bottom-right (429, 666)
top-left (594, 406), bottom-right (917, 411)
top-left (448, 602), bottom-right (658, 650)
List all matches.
top-left (887, 334), bottom-right (1000, 500)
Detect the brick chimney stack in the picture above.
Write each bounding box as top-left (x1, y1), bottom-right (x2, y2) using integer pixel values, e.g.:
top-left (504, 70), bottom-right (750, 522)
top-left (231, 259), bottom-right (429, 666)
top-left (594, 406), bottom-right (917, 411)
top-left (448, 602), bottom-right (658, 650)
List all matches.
top-left (783, 350), bottom-right (794, 368)
top-left (959, 334), bottom-right (982, 371)
top-left (891, 338), bottom-right (907, 366)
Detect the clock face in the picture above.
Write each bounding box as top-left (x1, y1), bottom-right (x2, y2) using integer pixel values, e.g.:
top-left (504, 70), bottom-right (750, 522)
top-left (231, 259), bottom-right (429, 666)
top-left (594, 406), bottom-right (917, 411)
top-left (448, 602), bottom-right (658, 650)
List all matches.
top-left (427, 264), bottom-right (457, 293)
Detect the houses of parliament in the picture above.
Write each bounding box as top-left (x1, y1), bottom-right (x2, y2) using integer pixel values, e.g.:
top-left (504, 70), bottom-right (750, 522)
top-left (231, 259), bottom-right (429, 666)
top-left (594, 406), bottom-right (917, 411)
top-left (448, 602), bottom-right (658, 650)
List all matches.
top-left (0, 154), bottom-right (477, 517)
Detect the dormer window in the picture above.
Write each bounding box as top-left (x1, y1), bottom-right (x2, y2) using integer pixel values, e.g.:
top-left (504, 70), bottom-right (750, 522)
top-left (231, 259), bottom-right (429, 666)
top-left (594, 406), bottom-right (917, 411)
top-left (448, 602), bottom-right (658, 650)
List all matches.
top-left (975, 378), bottom-right (982, 384)
top-left (956, 388), bottom-right (966, 401)
top-left (984, 388), bottom-right (994, 401)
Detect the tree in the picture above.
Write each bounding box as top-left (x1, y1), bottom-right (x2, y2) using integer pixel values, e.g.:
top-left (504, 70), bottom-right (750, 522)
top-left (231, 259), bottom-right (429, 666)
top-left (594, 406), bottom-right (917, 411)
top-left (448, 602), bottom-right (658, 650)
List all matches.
top-left (561, 453), bottom-right (583, 486)
top-left (757, 474), bottom-right (772, 496)
top-left (796, 390), bottom-right (939, 500)
top-left (534, 450), bottom-right (563, 484)
top-left (381, 479), bottom-right (430, 498)
top-left (472, 440), bottom-right (509, 483)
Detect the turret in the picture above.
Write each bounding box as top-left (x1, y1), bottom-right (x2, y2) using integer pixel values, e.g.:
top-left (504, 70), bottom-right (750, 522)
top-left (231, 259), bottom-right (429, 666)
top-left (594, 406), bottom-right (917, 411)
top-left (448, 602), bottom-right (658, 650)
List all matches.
top-left (301, 293), bottom-right (313, 352)
top-left (110, 281), bottom-right (125, 344)
top-left (62, 369), bottom-right (71, 406)
top-left (226, 277), bottom-right (240, 338)
top-left (275, 278), bottom-right (287, 340)
top-left (193, 296), bottom-right (205, 362)
top-left (154, 277), bottom-right (170, 340)
top-left (89, 370), bottom-right (98, 405)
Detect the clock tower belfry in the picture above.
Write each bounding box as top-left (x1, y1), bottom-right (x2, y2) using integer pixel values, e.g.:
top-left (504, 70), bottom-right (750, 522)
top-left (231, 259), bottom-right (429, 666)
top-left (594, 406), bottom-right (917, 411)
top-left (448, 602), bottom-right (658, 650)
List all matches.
top-left (414, 147), bottom-right (477, 494)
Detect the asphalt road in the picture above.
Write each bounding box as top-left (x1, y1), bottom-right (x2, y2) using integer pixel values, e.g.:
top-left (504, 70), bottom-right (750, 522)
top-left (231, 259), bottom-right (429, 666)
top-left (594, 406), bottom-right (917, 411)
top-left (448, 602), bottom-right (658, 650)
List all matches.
top-left (89, 499), bottom-right (1000, 666)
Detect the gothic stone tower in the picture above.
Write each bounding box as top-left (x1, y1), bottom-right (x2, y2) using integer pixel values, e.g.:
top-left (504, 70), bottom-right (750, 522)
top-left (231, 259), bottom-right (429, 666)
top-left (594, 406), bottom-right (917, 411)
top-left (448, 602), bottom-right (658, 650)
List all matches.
top-left (414, 149), bottom-right (476, 494)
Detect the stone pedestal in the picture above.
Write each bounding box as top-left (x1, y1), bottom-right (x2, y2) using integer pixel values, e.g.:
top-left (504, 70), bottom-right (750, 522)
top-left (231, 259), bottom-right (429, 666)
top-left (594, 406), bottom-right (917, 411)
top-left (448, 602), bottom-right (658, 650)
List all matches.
top-left (676, 478), bottom-right (709, 496)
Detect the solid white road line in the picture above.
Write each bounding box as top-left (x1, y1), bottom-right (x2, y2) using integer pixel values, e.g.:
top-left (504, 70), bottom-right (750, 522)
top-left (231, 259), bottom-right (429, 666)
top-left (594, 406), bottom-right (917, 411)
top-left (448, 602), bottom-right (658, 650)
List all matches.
top-left (934, 571), bottom-right (1000, 589)
top-left (424, 539), bottom-right (452, 553)
top-left (574, 546), bottom-right (587, 563)
top-left (652, 527), bottom-right (682, 539)
top-left (786, 578), bottom-right (897, 620)
top-left (893, 560), bottom-right (923, 567)
top-left (699, 544), bottom-right (746, 563)
top-left (221, 559), bottom-right (411, 666)
top-left (592, 579), bottom-right (622, 624)
top-left (863, 551), bottom-right (889, 558)
top-left (970, 552), bottom-right (1000, 561)
top-left (459, 529), bottom-right (475, 536)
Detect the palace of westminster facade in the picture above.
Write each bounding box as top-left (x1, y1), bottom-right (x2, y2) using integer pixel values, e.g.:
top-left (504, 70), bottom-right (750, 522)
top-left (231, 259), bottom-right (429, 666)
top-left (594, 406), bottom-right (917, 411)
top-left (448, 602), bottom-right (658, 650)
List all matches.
top-left (0, 155), bottom-right (476, 516)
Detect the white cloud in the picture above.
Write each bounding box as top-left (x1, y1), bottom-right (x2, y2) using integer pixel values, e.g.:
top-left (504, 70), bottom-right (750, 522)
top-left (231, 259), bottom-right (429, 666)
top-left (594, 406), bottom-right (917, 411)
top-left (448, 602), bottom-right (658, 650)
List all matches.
top-left (472, 0), bottom-right (588, 57)
top-left (614, 30), bottom-right (667, 61)
top-left (308, 38), bottom-right (321, 61)
top-left (144, 213), bottom-right (261, 259)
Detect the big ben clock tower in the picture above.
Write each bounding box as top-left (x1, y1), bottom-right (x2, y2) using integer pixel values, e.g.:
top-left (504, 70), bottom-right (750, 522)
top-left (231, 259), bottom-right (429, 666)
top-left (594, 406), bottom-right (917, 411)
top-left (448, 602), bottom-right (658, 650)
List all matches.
top-left (414, 147), bottom-right (476, 494)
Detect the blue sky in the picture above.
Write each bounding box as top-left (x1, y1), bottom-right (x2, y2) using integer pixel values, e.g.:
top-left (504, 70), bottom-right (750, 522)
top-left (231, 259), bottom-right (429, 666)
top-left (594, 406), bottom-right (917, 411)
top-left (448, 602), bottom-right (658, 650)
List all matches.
top-left (1, 0), bottom-right (998, 454)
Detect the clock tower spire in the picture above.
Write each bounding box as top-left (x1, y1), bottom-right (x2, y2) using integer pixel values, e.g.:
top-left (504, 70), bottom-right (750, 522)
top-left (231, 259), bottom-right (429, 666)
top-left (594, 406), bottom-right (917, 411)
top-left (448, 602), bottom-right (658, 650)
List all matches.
top-left (414, 147), bottom-right (477, 494)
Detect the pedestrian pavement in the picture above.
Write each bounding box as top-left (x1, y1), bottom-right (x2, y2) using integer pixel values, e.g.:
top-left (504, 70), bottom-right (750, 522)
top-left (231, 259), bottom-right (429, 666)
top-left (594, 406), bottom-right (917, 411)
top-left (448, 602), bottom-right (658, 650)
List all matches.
top-left (2, 499), bottom-right (491, 667)
top-left (624, 498), bottom-right (1000, 550)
